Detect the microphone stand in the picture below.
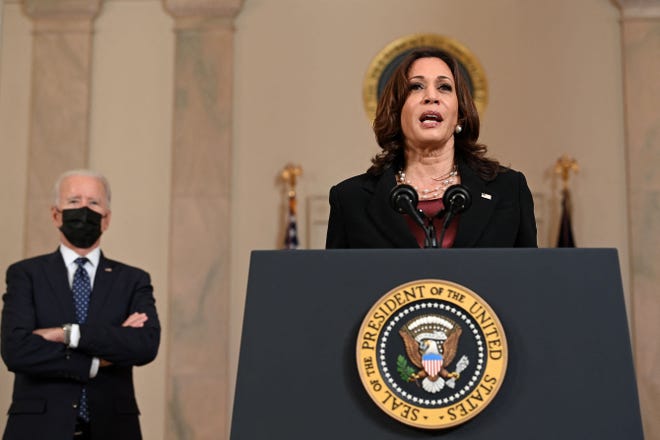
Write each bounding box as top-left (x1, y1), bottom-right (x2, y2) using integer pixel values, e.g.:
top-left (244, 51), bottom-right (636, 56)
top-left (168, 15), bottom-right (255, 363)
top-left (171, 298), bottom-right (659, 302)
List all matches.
top-left (436, 209), bottom-right (453, 249)
top-left (390, 183), bottom-right (470, 249)
top-left (423, 216), bottom-right (438, 249)
top-left (435, 184), bottom-right (472, 248)
top-left (403, 204), bottom-right (437, 248)
top-left (390, 184), bottom-right (439, 249)
top-left (406, 205), bottom-right (438, 249)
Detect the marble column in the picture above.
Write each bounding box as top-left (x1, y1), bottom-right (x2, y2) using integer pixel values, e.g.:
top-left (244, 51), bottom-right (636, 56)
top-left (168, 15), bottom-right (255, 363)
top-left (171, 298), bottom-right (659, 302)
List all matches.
top-left (21, 0), bottom-right (101, 256)
top-left (162, 1), bottom-right (243, 438)
top-left (615, 1), bottom-right (660, 439)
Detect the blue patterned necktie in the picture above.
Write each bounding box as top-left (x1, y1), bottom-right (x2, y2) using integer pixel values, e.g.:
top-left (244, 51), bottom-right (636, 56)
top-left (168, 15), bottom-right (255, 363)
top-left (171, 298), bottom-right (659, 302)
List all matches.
top-left (72, 257), bottom-right (91, 421)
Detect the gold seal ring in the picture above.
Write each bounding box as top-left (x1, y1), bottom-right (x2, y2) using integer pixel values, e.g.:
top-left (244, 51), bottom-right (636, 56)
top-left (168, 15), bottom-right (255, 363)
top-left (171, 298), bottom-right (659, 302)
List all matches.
top-left (362, 34), bottom-right (488, 120)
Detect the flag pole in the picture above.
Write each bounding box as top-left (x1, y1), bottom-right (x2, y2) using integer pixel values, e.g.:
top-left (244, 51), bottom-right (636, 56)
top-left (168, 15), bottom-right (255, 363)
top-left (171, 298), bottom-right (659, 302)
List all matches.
top-left (554, 155), bottom-right (579, 247)
top-left (281, 164), bottom-right (303, 249)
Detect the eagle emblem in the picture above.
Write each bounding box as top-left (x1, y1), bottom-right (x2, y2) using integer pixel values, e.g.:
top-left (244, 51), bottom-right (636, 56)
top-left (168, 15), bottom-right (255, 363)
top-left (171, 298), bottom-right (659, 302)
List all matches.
top-left (399, 314), bottom-right (469, 393)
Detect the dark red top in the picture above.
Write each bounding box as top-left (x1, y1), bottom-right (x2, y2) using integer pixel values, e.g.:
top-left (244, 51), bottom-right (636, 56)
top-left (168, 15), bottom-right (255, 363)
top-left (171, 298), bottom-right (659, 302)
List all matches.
top-left (404, 199), bottom-right (458, 248)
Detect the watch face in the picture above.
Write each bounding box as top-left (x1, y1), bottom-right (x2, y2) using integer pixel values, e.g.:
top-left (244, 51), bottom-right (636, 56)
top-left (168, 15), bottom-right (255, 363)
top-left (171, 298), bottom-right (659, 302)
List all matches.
top-left (63, 324), bottom-right (72, 345)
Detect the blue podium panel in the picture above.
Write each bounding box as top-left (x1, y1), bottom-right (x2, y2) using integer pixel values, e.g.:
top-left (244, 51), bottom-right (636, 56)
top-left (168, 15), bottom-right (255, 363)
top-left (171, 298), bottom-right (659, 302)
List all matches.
top-left (231, 249), bottom-right (643, 439)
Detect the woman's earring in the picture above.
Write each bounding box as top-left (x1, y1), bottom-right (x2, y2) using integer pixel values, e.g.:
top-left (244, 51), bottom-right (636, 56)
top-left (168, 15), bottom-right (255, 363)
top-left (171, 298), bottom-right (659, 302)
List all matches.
top-left (455, 125), bottom-right (463, 134)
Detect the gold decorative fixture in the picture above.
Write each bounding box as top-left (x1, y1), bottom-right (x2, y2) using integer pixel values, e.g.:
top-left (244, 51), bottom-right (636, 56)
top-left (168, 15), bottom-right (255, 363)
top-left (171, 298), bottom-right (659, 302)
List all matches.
top-left (281, 163), bottom-right (303, 195)
top-left (555, 155), bottom-right (579, 191)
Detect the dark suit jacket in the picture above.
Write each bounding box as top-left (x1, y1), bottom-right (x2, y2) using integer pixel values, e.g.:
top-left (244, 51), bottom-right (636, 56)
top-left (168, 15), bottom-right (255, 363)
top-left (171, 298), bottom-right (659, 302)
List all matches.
top-left (326, 162), bottom-right (537, 248)
top-left (1, 250), bottom-right (160, 440)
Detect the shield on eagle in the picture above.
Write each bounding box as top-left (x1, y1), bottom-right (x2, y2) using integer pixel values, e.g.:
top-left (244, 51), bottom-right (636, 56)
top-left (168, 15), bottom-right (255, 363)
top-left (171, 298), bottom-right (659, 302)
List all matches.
top-left (422, 352), bottom-right (443, 378)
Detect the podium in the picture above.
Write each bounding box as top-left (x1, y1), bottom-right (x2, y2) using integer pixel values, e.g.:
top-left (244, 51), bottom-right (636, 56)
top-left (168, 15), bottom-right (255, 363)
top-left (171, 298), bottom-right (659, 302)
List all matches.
top-left (230, 249), bottom-right (643, 439)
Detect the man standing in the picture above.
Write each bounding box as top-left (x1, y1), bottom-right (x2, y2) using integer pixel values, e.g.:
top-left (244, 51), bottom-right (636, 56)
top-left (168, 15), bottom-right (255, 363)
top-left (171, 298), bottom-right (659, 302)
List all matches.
top-left (1, 170), bottom-right (160, 440)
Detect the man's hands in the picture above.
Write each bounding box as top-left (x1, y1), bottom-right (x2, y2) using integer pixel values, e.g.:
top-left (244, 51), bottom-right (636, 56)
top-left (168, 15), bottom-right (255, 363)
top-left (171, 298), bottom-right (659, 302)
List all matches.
top-left (122, 312), bottom-right (148, 328)
top-left (100, 313), bottom-right (149, 367)
top-left (32, 327), bottom-right (65, 343)
top-left (32, 312), bottom-right (149, 342)
top-left (32, 312), bottom-right (150, 368)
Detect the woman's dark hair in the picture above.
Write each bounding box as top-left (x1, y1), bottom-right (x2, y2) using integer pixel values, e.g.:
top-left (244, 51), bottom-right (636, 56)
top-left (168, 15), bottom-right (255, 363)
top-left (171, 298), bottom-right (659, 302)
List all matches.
top-left (369, 48), bottom-right (500, 180)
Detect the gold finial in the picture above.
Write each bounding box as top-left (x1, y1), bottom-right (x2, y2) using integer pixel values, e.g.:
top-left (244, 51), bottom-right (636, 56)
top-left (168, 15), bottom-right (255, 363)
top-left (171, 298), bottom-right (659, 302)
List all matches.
top-left (281, 164), bottom-right (303, 196)
top-left (555, 155), bottom-right (579, 191)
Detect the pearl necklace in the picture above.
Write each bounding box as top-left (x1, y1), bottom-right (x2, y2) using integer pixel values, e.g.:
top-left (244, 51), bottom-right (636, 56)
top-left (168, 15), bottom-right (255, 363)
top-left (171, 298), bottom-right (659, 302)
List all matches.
top-left (397, 165), bottom-right (458, 200)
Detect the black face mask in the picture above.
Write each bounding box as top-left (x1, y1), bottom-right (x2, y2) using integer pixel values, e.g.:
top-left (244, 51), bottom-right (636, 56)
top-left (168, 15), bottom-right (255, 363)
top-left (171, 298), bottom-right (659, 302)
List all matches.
top-left (59, 207), bottom-right (103, 249)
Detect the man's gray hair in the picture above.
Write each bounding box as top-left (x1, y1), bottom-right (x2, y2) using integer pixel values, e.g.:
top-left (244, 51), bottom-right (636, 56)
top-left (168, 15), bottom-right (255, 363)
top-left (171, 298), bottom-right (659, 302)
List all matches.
top-left (53, 169), bottom-right (112, 208)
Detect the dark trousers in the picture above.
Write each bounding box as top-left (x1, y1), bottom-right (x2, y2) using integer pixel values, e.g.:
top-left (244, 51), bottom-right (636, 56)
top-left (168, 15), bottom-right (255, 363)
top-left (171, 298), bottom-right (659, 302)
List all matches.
top-left (73, 420), bottom-right (90, 440)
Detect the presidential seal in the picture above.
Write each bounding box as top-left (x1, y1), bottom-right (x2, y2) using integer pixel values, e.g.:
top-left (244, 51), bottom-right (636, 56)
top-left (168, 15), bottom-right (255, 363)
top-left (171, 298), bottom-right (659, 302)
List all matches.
top-left (356, 279), bottom-right (507, 429)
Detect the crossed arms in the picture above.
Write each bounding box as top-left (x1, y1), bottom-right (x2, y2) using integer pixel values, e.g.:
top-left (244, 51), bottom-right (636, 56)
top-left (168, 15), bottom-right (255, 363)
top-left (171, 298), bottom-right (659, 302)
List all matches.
top-left (1, 260), bottom-right (161, 381)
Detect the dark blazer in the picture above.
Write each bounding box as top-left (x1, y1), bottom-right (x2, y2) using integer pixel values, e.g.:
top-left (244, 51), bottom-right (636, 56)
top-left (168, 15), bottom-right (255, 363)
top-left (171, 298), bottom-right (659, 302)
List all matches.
top-left (1, 250), bottom-right (160, 440)
top-left (326, 162), bottom-right (537, 248)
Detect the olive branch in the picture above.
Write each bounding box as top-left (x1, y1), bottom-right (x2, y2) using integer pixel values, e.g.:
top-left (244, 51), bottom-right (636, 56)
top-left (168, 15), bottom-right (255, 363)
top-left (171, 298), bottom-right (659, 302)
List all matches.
top-left (397, 355), bottom-right (416, 381)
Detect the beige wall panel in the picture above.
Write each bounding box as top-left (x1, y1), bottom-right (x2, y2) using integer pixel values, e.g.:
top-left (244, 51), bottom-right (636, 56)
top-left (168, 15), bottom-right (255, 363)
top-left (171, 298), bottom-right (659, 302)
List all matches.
top-left (621, 13), bottom-right (660, 439)
top-left (88, 1), bottom-right (174, 439)
top-left (0, 2), bottom-right (31, 432)
top-left (230, 0), bottom-right (628, 415)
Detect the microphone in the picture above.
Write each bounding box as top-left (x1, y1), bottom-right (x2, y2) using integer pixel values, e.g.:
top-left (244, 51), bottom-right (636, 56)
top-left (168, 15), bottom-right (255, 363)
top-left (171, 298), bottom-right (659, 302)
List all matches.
top-left (438, 184), bottom-right (471, 247)
top-left (389, 184), bottom-right (438, 248)
top-left (389, 184), bottom-right (425, 229)
top-left (443, 184), bottom-right (472, 215)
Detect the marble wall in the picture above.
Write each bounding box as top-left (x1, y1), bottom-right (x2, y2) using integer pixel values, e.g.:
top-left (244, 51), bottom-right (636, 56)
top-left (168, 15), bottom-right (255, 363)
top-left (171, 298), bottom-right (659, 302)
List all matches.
top-left (163, 0), bottom-right (243, 437)
top-left (618, 1), bottom-right (660, 438)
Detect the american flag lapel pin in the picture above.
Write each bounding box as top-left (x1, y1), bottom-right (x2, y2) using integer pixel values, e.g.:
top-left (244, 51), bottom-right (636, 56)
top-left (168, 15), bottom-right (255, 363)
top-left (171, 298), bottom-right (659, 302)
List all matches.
top-left (481, 193), bottom-right (492, 200)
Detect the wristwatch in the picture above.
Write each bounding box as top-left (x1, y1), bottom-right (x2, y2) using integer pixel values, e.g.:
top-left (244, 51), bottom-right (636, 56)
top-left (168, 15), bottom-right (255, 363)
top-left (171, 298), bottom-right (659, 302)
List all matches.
top-left (62, 323), bottom-right (73, 346)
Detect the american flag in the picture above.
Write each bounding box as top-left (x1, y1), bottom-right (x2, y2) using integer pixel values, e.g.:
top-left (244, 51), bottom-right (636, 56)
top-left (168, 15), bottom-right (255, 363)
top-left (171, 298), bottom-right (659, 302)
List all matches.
top-left (554, 155), bottom-right (578, 247)
top-left (284, 190), bottom-right (299, 249)
top-left (556, 188), bottom-right (575, 247)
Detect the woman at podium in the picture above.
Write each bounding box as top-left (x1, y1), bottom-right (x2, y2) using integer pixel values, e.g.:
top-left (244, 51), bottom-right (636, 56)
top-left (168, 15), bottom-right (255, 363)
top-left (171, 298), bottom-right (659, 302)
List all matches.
top-left (325, 48), bottom-right (537, 249)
